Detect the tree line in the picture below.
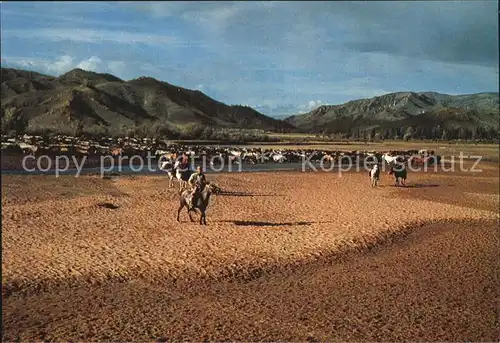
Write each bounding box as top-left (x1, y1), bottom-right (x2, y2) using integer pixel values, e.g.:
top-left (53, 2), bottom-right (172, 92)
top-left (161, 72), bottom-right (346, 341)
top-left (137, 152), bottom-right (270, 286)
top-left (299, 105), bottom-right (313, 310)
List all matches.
top-left (319, 125), bottom-right (499, 142)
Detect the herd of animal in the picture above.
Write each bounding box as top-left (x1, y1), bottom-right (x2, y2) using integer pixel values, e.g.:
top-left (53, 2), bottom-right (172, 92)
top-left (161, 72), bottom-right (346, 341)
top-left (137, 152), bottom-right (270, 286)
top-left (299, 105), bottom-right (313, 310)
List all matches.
top-left (368, 163), bottom-right (408, 187)
top-left (3, 134), bottom-right (438, 226)
top-left (1, 134), bottom-right (441, 168)
top-left (167, 157), bottom-right (410, 226)
top-left (1, 134), bottom-right (163, 157)
top-left (163, 150), bottom-right (414, 226)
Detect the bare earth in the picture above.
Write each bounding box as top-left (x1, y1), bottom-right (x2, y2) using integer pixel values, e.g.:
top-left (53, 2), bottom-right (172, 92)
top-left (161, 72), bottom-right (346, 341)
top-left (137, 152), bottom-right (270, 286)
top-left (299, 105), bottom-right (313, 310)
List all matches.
top-left (2, 161), bottom-right (499, 341)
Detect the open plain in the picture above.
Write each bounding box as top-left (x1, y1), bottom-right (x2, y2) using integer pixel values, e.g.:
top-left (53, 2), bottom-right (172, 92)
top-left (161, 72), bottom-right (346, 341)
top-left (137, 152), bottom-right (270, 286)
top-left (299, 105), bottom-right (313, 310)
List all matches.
top-left (2, 160), bottom-right (499, 341)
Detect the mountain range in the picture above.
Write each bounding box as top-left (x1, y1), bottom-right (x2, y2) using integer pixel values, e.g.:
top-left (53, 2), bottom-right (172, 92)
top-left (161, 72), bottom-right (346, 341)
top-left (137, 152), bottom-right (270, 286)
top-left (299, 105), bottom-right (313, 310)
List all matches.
top-left (0, 68), bottom-right (292, 137)
top-left (285, 91), bottom-right (499, 139)
top-left (1, 67), bottom-right (498, 139)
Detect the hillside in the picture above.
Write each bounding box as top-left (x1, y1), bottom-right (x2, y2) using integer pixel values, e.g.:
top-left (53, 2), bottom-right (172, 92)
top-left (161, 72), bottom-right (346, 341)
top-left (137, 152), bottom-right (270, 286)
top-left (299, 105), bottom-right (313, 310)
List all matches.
top-left (1, 68), bottom-right (293, 137)
top-left (285, 92), bottom-right (499, 140)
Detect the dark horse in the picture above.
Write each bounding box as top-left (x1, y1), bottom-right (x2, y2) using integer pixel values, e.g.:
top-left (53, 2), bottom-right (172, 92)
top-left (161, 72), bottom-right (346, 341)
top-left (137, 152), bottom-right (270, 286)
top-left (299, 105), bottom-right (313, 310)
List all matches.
top-left (171, 163), bottom-right (194, 191)
top-left (389, 162), bottom-right (407, 186)
top-left (177, 182), bottom-right (217, 225)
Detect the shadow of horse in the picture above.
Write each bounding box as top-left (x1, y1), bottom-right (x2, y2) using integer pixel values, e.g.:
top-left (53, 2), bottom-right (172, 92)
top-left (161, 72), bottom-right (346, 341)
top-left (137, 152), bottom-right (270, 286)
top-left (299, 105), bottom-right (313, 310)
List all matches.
top-left (403, 184), bottom-right (441, 188)
top-left (219, 220), bottom-right (314, 226)
top-left (217, 191), bottom-right (284, 197)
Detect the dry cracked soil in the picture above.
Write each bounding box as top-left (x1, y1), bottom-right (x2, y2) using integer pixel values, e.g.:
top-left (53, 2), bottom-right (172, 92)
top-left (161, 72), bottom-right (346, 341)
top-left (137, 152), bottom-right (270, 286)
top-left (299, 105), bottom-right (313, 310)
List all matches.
top-left (2, 160), bottom-right (499, 341)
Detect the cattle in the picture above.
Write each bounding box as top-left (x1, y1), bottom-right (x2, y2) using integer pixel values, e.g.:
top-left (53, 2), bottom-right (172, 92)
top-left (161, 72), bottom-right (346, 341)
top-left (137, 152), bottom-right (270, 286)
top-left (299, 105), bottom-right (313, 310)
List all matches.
top-left (110, 147), bottom-right (122, 156)
top-left (1, 134), bottom-right (438, 177)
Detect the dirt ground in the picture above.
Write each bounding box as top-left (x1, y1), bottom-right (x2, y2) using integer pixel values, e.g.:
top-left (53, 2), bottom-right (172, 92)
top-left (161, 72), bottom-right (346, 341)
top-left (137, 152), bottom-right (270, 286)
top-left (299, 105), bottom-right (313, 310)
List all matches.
top-left (2, 161), bottom-right (499, 341)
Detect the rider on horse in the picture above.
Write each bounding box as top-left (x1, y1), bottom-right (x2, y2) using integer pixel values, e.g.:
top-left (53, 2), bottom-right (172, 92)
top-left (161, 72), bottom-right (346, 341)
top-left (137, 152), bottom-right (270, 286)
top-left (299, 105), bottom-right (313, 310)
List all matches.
top-left (179, 152), bottom-right (190, 171)
top-left (187, 165), bottom-right (207, 210)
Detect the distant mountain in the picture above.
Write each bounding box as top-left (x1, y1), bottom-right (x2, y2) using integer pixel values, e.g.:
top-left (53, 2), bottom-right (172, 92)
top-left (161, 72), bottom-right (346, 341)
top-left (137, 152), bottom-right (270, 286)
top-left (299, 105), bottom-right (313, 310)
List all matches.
top-left (2, 68), bottom-right (497, 140)
top-left (1, 68), bottom-right (294, 137)
top-left (284, 91), bottom-right (499, 139)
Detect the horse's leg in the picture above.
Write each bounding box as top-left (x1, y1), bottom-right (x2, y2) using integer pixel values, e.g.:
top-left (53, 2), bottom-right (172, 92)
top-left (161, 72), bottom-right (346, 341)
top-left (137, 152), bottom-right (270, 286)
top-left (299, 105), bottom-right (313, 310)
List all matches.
top-left (177, 203), bottom-right (184, 222)
top-left (187, 208), bottom-right (195, 222)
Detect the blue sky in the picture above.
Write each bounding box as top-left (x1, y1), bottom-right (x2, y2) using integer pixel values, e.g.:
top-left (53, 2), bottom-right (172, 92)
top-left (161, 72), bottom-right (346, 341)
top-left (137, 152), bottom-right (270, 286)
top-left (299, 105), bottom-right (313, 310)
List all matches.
top-left (1, 1), bottom-right (498, 117)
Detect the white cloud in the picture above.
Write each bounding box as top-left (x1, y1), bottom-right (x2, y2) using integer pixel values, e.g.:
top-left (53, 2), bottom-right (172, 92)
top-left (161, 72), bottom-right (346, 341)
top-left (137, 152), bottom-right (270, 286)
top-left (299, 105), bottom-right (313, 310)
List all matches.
top-left (307, 100), bottom-right (322, 110)
top-left (0, 8), bottom-right (143, 29)
top-left (49, 55), bottom-right (75, 74)
top-left (76, 56), bottom-right (102, 72)
top-left (3, 55), bottom-right (126, 77)
top-left (107, 60), bottom-right (127, 77)
top-left (3, 28), bottom-right (175, 46)
top-left (4, 55), bottom-right (76, 75)
top-left (182, 5), bottom-right (243, 33)
top-left (3, 55), bottom-right (74, 75)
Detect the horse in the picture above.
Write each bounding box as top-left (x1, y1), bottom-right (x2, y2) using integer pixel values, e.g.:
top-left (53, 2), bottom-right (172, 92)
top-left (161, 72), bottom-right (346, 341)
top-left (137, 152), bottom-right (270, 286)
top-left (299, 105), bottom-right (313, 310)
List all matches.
top-left (175, 167), bottom-right (194, 191)
top-left (177, 182), bottom-right (218, 225)
top-left (271, 152), bottom-right (287, 163)
top-left (159, 160), bottom-right (175, 188)
top-left (160, 160), bottom-right (184, 189)
top-left (368, 164), bottom-right (380, 187)
top-left (163, 158), bottom-right (193, 191)
top-left (389, 163), bottom-right (407, 187)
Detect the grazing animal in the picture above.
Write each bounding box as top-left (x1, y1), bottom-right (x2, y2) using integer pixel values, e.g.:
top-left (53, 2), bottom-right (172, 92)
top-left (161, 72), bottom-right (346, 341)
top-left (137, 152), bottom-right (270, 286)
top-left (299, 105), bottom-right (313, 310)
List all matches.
top-left (322, 154), bottom-right (335, 164)
top-left (160, 160), bottom-right (177, 188)
top-left (160, 159), bottom-right (193, 191)
top-left (272, 153), bottom-right (286, 163)
top-left (176, 168), bottom-right (193, 191)
top-left (368, 164), bottom-right (380, 187)
top-left (382, 153), bottom-right (395, 165)
top-left (177, 182), bottom-right (217, 225)
top-left (389, 163), bottom-right (407, 186)
top-left (110, 147), bottom-right (122, 156)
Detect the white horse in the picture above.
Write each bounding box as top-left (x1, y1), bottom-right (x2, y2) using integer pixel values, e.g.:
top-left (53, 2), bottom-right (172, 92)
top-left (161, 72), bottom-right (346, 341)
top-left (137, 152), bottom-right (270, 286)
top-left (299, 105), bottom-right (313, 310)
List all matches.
top-left (160, 160), bottom-right (176, 188)
top-left (368, 164), bottom-right (380, 187)
top-left (160, 160), bottom-right (189, 191)
top-left (382, 153), bottom-right (406, 166)
top-left (271, 152), bottom-right (287, 163)
top-left (229, 150), bottom-right (242, 158)
top-left (174, 162), bottom-right (194, 192)
top-left (382, 153), bottom-right (397, 165)
top-left (175, 169), bottom-right (189, 191)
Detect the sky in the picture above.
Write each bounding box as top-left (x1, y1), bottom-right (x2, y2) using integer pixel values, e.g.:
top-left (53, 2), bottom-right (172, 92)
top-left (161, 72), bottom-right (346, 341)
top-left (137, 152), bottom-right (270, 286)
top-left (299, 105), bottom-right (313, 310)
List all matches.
top-left (1, 1), bottom-right (499, 117)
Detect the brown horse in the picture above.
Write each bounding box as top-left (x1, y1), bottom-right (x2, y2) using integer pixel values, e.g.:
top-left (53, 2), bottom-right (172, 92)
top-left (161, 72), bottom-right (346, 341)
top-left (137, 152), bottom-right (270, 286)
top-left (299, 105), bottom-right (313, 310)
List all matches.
top-left (389, 163), bottom-right (407, 186)
top-left (177, 182), bottom-right (217, 225)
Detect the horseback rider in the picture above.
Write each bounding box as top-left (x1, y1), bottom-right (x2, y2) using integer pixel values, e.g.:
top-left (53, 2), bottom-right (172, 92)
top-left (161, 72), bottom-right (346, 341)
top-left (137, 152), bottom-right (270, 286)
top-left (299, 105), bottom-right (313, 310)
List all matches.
top-left (179, 152), bottom-right (190, 171)
top-left (187, 165), bottom-right (207, 209)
